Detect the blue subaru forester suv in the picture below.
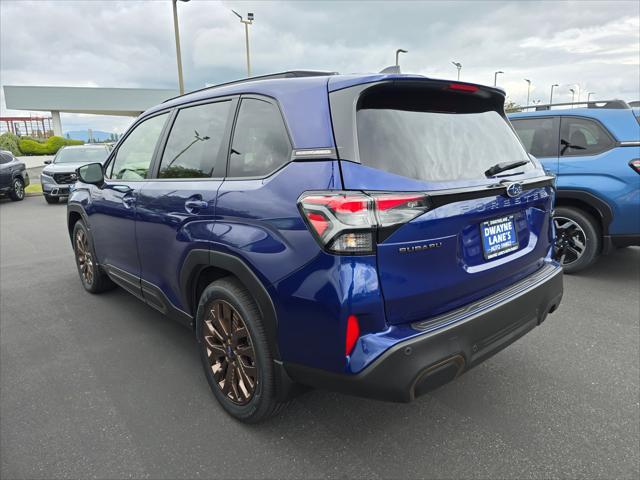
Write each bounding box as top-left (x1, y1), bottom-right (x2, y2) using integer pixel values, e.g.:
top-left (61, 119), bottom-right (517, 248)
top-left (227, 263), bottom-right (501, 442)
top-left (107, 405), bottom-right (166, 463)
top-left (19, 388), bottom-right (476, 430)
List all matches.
top-left (510, 101), bottom-right (640, 273)
top-left (68, 72), bottom-right (563, 422)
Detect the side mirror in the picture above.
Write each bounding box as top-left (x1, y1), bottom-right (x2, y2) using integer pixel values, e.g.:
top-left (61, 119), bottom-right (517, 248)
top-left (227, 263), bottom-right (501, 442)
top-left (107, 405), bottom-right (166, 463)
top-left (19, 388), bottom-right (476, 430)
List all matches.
top-left (77, 162), bottom-right (105, 186)
top-left (44, 159), bottom-right (52, 164)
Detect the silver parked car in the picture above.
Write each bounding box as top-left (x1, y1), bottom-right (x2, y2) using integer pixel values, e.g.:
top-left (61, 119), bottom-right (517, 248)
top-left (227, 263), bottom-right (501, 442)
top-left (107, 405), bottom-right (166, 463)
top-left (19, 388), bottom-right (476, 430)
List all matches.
top-left (41, 145), bottom-right (110, 204)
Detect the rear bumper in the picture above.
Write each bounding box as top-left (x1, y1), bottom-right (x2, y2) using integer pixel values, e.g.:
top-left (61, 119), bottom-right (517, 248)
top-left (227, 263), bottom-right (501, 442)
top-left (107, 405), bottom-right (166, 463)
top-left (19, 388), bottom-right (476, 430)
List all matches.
top-left (285, 263), bottom-right (563, 402)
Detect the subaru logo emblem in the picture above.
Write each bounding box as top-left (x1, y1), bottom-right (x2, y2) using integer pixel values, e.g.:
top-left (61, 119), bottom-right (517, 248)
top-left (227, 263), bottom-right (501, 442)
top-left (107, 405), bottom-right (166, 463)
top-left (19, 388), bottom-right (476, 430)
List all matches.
top-left (506, 182), bottom-right (523, 198)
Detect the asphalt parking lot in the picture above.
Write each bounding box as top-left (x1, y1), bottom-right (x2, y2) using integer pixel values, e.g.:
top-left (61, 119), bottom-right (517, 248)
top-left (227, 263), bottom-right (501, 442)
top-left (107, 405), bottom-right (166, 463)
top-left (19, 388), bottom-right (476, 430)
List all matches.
top-left (1, 196), bottom-right (639, 480)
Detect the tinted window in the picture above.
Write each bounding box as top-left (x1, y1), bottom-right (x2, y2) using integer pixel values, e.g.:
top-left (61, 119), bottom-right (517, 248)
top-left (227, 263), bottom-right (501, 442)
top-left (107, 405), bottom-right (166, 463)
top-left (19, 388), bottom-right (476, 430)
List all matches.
top-left (54, 147), bottom-right (110, 164)
top-left (109, 113), bottom-right (168, 180)
top-left (228, 99), bottom-right (291, 177)
top-left (511, 117), bottom-right (560, 158)
top-left (158, 101), bottom-right (231, 178)
top-left (0, 153), bottom-right (12, 164)
top-left (357, 109), bottom-right (530, 182)
top-left (560, 117), bottom-right (614, 156)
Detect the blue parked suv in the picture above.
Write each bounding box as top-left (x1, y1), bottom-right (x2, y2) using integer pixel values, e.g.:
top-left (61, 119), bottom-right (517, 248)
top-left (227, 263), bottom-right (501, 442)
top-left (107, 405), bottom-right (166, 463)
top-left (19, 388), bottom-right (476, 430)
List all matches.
top-left (67, 72), bottom-right (563, 422)
top-left (509, 101), bottom-right (640, 273)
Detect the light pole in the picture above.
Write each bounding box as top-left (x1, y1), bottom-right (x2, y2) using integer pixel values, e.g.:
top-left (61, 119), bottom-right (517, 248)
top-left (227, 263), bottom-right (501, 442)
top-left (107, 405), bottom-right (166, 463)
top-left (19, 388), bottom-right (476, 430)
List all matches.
top-left (549, 84), bottom-right (559, 104)
top-left (395, 49), bottom-right (408, 67)
top-left (587, 92), bottom-right (595, 102)
top-left (494, 70), bottom-right (503, 86)
top-left (172, 0), bottom-right (190, 95)
top-left (232, 10), bottom-right (254, 77)
top-left (524, 79), bottom-right (531, 106)
top-left (452, 61), bottom-right (462, 80)
top-left (569, 88), bottom-right (575, 106)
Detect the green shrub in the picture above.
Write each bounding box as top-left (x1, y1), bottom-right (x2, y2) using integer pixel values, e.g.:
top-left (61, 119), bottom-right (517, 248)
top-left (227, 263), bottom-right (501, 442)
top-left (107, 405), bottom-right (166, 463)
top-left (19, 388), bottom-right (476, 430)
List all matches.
top-left (18, 135), bottom-right (83, 155)
top-left (0, 132), bottom-right (21, 155)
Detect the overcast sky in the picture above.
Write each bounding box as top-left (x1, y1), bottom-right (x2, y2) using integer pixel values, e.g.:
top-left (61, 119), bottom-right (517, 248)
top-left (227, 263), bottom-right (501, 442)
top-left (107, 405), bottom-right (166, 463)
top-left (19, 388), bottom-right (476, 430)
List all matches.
top-left (1, 0), bottom-right (638, 134)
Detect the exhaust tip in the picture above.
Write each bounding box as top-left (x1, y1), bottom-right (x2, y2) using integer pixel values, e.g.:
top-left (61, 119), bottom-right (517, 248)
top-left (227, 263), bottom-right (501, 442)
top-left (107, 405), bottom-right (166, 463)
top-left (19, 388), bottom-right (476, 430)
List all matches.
top-left (412, 355), bottom-right (465, 399)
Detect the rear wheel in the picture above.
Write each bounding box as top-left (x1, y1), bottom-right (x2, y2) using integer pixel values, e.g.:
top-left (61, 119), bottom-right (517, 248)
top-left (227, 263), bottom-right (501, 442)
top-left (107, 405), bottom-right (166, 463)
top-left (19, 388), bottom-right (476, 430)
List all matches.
top-left (44, 194), bottom-right (59, 204)
top-left (197, 277), bottom-right (287, 423)
top-left (9, 178), bottom-right (24, 201)
top-left (553, 206), bottom-right (600, 273)
top-left (72, 221), bottom-right (115, 293)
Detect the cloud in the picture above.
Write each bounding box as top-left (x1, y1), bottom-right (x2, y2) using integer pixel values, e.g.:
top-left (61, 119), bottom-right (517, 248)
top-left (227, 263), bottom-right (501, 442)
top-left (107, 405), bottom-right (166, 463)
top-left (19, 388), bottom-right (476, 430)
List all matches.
top-left (1, 0), bottom-right (638, 132)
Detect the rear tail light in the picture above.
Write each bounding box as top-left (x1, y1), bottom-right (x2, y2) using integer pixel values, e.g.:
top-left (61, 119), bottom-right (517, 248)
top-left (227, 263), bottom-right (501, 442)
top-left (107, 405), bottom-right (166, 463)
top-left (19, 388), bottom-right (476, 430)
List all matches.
top-left (629, 159), bottom-right (640, 174)
top-left (298, 191), bottom-right (430, 254)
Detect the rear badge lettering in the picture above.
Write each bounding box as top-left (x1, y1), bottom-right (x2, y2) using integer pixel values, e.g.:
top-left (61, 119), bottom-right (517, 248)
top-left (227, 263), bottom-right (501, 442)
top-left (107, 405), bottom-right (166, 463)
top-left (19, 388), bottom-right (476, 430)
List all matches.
top-left (399, 242), bottom-right (443, 254)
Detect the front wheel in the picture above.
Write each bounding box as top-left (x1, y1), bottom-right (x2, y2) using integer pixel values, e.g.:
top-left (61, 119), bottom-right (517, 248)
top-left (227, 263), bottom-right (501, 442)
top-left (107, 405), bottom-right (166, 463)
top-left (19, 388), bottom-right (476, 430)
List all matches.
top-left (9, 178), bottom-right (24, 201)
top-left (72, 221), bottom-right (115, 293)
top-left (197, 277), bottom-right (287, 423)
top-left (553, 206), bottom-right (600, 274)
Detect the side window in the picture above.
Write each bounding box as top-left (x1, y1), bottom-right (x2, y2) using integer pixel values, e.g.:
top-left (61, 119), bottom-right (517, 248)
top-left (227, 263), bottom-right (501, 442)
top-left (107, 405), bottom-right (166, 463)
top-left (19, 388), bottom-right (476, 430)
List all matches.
top-left (109, 113), bottom-right (168, 180)
top-left (158, 101), bottom-right (231, 178)
top-left (0, 153), bottom-right (12, 164)
top-left (560, 117), bottom-right (614, 156)
top-left (228, 98), bottom-right (291, 178)
top-left (511, 117), bottom-right (560, 158)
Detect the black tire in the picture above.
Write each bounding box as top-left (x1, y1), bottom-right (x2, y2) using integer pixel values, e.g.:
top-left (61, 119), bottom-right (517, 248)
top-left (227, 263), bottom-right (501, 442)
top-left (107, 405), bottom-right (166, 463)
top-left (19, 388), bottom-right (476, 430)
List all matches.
top-left (197, 277), bottom-right (287, 423)
top-left (9, 178), bottom-right (24, 201)
top-left (554, 206), bottom-right (600, 274)
top-left (44, 194), bottom-right (59, 204)
top-left (72, 220), bottom-right (115, 293)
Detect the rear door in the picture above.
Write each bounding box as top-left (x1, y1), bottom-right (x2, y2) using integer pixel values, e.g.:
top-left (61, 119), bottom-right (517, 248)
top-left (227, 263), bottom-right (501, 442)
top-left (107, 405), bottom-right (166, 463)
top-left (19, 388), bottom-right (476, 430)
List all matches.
top-left (0, 153), bottom-right (12, 189)
top-left (135, 97), bottom-right (236, 313)
top-left (330, 80), bottom-right (555, 325)
top-left (558, 115), bottom-right (640, 234)
top-left (511, 116), bottom-right (560, 175)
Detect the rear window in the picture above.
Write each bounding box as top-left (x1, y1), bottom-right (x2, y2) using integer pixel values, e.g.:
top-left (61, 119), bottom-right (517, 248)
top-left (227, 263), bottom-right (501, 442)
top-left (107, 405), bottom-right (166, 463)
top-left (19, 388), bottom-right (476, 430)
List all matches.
top-left (357, 109), bottom-right (530, 182)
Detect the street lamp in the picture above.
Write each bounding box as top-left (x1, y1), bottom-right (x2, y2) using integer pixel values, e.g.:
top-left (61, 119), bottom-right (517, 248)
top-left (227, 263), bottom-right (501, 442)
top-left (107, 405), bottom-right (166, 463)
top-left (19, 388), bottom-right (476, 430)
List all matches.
top-left (232, 10), bottom-right (254, 77)
top-left (395, 49), bottom-right (408, 68)
top-left (569, 88), bottom-right (575, 106)
top-left (549, 84), bottom-right (559, 104)
top-left (587, 92), bottom-right (595, 102)
top-left (524, 79), bottom-right (531, 106)
top-left (494, 70), bottom-right (503, 86)
top-left (172, 0), bottom-right (190, 95)
top-left (452, 61), bottom-right (462, 81)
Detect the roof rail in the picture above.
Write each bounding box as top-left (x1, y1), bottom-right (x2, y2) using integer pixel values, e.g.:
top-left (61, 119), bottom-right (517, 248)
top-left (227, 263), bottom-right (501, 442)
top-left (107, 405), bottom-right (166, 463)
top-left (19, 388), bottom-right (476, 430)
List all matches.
top-left (163, 70), bottom-right (339, 103)
top-left (511, 99), bottom-right (630, 113)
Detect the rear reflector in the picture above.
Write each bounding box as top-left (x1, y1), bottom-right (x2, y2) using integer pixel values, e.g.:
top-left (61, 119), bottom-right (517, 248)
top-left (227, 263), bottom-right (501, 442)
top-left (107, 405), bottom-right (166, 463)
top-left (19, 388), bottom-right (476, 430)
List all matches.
top-left (448, 83), bottom-right (479, 93)
top-left (345, 314), bottom-right (360, 356)
top-left (298, 191), bottom-right (430, 254)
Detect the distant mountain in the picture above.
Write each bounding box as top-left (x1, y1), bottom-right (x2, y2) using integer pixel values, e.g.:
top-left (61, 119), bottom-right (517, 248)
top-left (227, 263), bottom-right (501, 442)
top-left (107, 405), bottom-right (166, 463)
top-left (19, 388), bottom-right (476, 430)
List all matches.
top-left (64, 130), bottom-right (114, 142)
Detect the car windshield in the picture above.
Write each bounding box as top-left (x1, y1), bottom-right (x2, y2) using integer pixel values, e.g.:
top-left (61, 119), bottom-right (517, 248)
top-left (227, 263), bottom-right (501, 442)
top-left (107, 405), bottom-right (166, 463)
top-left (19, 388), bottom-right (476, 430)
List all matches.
top-left (55, 148), bottom-right (109, 164)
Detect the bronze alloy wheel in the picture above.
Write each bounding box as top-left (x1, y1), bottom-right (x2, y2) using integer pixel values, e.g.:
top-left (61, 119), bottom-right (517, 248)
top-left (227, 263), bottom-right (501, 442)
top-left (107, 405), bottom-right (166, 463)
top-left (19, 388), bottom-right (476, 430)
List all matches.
top-left (203, 300), bottom-right (258, 405)
top-left (75, 229), bottom-right (94, 286)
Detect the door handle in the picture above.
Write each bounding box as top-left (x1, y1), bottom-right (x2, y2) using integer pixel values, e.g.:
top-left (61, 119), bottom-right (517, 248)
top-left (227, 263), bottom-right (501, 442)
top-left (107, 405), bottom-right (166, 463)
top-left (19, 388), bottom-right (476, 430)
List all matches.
top-left (185, 198), bottom-right (208, 213)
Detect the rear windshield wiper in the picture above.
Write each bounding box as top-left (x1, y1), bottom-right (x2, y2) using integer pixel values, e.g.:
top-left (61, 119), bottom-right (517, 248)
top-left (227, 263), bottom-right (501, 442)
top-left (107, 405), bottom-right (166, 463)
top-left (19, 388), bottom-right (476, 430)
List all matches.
top-left (485, 160), bottom-right (529, 177)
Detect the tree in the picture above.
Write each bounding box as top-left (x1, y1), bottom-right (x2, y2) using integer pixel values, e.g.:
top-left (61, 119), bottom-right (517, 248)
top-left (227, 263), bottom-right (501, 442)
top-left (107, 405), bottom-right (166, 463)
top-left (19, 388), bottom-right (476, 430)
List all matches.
top-left (504, 99), bottom-right (522, 113)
